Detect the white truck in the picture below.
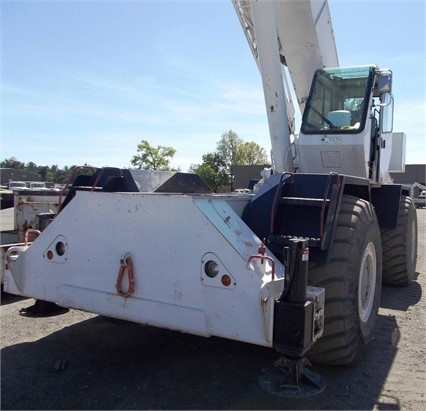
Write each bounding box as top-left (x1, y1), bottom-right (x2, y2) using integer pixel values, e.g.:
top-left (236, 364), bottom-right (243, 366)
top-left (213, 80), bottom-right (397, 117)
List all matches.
top-left (8, 181), bottom-right (29, 191)
top-left (411, 183), bottom-right (426, 208)
top-left (4, 0), bottom-right (417, 397)
top-left (414, 191), bottom-right (425, 208)
top-left (29, 182), bottom-right (48, 191)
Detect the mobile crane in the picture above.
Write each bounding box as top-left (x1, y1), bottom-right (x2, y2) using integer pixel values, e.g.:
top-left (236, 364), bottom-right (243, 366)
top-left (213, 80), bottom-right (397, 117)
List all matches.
top-left (233, 0), bottom-right (418, 364)
top-left (4, 0), bottom-right (418, 398)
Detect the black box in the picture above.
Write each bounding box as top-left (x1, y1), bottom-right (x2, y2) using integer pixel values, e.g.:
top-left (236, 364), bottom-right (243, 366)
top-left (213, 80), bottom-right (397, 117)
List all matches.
top-left (273, 300), bottom-right (314, 357)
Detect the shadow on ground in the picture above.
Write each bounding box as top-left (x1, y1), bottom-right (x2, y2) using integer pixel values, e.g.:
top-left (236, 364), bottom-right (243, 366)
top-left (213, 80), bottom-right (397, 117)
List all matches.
top-left (0, 289), bottom-right (29, 306)
top-left (1, 280), bottom-right (422, 410)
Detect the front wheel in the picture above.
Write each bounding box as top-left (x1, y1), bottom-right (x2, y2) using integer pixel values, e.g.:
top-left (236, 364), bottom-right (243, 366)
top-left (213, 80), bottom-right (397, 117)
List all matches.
top-left (307, 195), bottom-right (382, 365)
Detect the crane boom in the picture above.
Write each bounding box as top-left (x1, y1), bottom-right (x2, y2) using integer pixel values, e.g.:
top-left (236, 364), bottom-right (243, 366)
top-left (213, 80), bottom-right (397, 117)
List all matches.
top-left (232, 0), bottom-right (339, 114)
top-left (274, 0), bottom-right (339, 109)
top-left (232, 0), bottom-right (338, 172)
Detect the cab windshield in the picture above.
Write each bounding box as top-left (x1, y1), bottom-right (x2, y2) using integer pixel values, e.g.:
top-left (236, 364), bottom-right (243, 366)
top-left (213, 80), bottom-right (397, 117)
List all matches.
top-left (301, 66), bottom-right (374, 134)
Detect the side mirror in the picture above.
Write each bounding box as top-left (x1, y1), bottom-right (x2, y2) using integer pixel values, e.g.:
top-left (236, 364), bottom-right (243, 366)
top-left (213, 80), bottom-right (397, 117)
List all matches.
top-left (380, 93), bottom-right (394, 133)
top-left (374, 70), bottom-right (392, 96)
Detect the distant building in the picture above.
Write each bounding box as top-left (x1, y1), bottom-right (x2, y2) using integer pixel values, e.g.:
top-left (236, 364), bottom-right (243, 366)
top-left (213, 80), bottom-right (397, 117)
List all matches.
top-left (390, 164), bottom-right (425, 186)
top-left (0, 168), bottom-right (41, 186)
top-left (232, 164), bottom-right (271, 190)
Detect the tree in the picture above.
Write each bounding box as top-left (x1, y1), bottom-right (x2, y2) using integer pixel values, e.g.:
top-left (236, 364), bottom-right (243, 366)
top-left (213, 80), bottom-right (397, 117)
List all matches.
top-left (131, 140), bottom-right (177, 171)
top-left (190, 152), bottom-right (229, 192)
top-left (0, 157), bottom-right (26, 170)
top-left (216, 130), bottom-right (269, 170)
top-left (216, 130), bottom-right (246, 169)
top-left (0, 158), bottom-right (90, 184)
top-left (242, 141), bottom-right (269, 165)
top-left (191, 131), bottom-right (269, 192)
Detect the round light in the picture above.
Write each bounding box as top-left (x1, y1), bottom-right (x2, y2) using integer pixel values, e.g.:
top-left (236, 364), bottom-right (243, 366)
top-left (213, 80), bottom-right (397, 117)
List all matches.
top-left (221, 274), bottom-right (232, 287)
top-left (47, 250), bottom-right (54, 260)
top-left (55, 241), bottom-right (65, 256)
top-left (204, 260), bottom-right (219, 278)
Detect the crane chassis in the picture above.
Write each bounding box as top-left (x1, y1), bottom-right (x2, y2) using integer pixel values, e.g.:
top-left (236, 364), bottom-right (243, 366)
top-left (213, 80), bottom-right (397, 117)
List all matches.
top-left (4, 0), bottom-right (418, 397)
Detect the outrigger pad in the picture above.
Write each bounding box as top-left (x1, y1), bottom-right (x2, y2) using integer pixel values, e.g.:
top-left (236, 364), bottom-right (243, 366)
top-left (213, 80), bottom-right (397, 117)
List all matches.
top-left (19, 300), bottom-right (69, 317)
top-left (259, 358), bottom-right (325, 398)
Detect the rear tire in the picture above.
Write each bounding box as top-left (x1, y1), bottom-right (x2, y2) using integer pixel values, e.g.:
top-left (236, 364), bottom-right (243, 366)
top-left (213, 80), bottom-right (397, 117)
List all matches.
top-left (307, 195), bottom-right (382, 365)
top-left (381, 196), bottom-right (418, 286)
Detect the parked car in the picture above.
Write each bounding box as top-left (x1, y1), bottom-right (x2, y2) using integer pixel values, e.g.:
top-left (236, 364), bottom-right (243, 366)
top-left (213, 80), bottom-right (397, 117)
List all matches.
top-left (414, 190), bottom-right (426, 208)
top-left (29, 182), bottom-right (49, 191)
top-left (8, 181), bottom-right (29, 191)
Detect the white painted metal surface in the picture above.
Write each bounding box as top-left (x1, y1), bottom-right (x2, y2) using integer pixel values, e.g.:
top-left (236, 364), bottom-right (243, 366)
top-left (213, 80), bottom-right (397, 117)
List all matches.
top-left (14, 192), bottom-right (60, 242)
top-left (296, 117), bottom-right (374, 178)
top-left (249, 0), bottom-right (293, 173)
top-left (5, 191), bottom-right (285, 347)
top-left (1, 242), bottom-right (31, 285)
top-left (232, 0), bottom-right (339, 115)
top-left (273, 0), bottom-right (339, 111)
top-left (232, 0), bottom-right (338, 173)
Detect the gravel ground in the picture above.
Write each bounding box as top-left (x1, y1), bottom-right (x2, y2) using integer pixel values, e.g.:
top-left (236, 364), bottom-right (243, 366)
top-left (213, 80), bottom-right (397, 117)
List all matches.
top-left (1, 210), bottom-right (425, 410)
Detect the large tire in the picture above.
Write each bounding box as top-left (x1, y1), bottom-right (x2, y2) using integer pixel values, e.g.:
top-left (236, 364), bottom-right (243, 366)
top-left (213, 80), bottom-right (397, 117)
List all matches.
top-left (381, 196), bottom-right (418, 286)
top-left (307, 195), bottom-right (382, 365)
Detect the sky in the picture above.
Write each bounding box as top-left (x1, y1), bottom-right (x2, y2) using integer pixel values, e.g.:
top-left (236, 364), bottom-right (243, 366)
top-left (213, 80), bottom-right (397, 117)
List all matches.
top-left (1, 0), bottom-right (425, 172)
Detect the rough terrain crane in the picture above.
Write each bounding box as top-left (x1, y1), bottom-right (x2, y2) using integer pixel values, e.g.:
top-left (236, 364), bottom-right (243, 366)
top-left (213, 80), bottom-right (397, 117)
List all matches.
top-left (5, 0), bottom-right (418, 397)
top-left (233, 0), bottom-right (418, 364)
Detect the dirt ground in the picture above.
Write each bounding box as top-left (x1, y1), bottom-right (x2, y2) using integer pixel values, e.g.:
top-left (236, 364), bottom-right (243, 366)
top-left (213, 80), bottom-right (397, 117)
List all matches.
top-left (1, 210), bottom-right (425, 410)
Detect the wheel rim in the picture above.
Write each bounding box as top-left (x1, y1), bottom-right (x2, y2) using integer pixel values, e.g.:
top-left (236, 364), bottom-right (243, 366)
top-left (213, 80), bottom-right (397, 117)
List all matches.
top-left (358, 242), bottom-right (377, 323)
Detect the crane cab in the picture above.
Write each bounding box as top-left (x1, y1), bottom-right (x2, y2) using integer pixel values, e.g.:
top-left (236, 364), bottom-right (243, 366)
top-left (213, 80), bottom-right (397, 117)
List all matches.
top-left (295, 65), bottom-right (397, 183)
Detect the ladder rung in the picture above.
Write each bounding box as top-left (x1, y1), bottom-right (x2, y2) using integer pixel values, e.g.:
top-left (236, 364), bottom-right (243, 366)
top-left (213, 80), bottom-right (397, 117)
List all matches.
top-left (268, 235), bottom-right (321, 247)
top-left (279, 197), bottom-right (330, 207)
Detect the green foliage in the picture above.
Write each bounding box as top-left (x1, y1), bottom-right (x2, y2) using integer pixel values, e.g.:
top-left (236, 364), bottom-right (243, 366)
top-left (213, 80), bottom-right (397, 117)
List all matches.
top-left (216, 130), bottom-right (246, 167)
top-left (191, 130), bottom-right (269, 192)
top-left (131, 140), bottom-right (177, 171)
top-left (217, 130), bottom-right (268, 169)
top-left (0, 157), bottom-right (77, 183)
top-left (242, 141), bottom-right (269, 165)
top-left (1, 157), bottom-right (26, 170)
top-left (2, 131), bottom-right (267, 192)
top-left (190, 153), bottom-right (229, 193)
